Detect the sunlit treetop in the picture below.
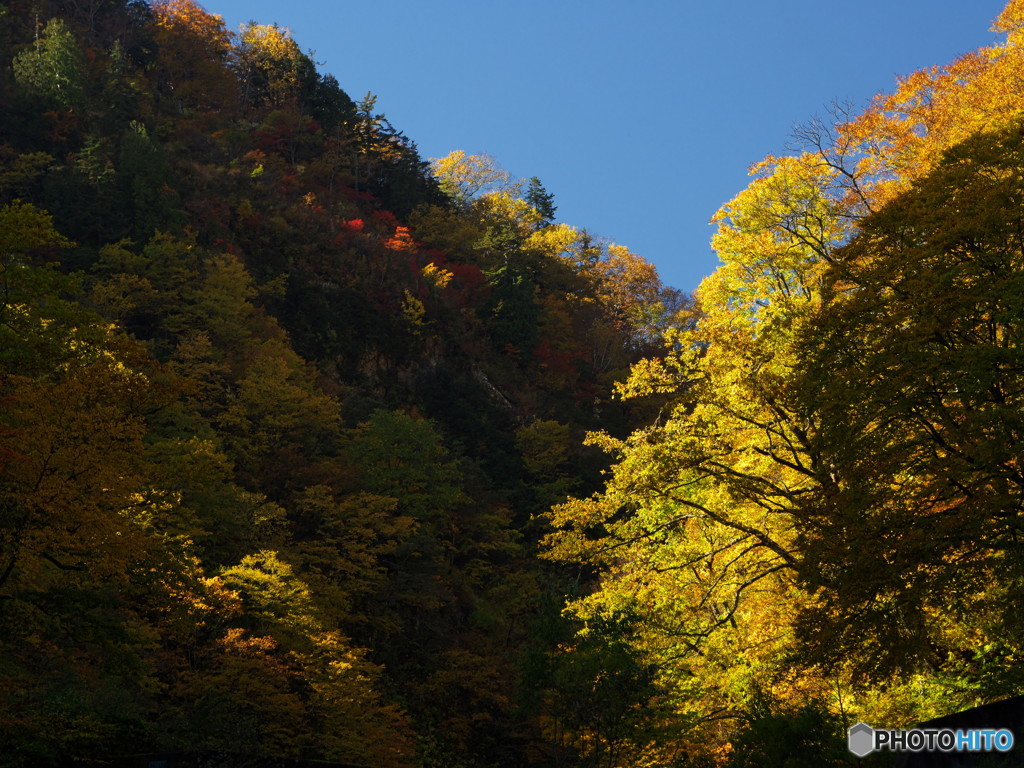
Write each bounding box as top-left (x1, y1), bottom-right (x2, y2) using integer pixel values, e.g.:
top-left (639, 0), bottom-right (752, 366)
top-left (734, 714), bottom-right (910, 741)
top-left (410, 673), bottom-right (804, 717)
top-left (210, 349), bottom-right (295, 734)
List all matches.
top-left (430, 150), bottom-right (519, 204)
top-left (152, 0), bottom-right (232, 56)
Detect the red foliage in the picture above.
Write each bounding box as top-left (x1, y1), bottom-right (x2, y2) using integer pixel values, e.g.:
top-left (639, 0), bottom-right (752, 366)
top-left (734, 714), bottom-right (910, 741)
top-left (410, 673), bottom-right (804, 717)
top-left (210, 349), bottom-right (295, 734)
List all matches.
top-left (253, 116), bottom-right (322, 160)
top-left (186, 197), bottom-right (232, 239)
top-left (213, 237), bottom-right (242, 256)
top-left (535, 341), bottom-right (578, 380)
top-left (277, 174), bottom-right (297, 194)
top-left (446, 262), bottom-right (485, 288)
top-left (371, 210), bottom-right (399, 230)
top-left (341, 188), bottom-right (378, 204)
top-left (573, 379), bottom-right (599, 403)
top-left (44, 110), bottom-right (77, 145)
top-left (254, 127), bottom-right (286, 155)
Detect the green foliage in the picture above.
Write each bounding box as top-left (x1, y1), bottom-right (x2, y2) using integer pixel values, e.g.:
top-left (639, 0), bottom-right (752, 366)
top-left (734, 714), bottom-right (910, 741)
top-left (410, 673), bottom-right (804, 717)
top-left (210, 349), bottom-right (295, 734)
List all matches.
top-left (542, 615), bottom-right (683, 768)
top-left (118, 120), bottom-right (182, 239)
top-left (515, 418), bottom-right (578, 505)
top-left (12, 18), bottom-right (85, 110)
top-left (487, 258), bottom-right (540, 354)
top-left (345, 409), bottom-right (468, 519)
top-left (525, 176), bottom-right (557, 226)
top-left (724, 696), bottom-right (855, 768)
top-left (0, 201), bottom-right (105, 374)
top-left (307, 72), bottom-right (356, 132)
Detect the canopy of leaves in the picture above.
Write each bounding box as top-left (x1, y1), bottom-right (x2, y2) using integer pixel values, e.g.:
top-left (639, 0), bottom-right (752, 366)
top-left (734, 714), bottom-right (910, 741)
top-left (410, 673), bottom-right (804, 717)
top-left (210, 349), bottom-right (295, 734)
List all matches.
top-left (0, 3), bottom-right (681, 766)
top-left (15, 0), bottom-right (1024, 765)
top-left (542, 2), bottom-right (1024, 761)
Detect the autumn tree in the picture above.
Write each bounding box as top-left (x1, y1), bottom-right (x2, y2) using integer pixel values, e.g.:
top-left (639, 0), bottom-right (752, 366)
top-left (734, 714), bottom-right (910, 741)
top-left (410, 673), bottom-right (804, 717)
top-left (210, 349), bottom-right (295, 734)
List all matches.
top-left (793, 122), bottom-right (1024, 690)
top-left (234, 22), bottom-right (312, 109)
top-left (0, 202), bottom-right (189, 761)
top-left (149, 0), bottom-right (237, 117)
top-left (540, 70), bottom-right (873, 760)
top-left (0, 201), bottom-right (86, 373)
top-left (544, 5), bottom-right (1024, 758)
top-left (0, 2), bottom-right (697, 765)
top-left (431, 150), bottom-right (518, 205)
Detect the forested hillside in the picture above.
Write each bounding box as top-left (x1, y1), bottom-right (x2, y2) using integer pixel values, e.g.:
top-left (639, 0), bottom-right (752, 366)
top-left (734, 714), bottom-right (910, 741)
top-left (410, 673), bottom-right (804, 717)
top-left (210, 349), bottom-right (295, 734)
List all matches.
top-left (0, 2), bottom-right (686, 765)
top-left (5, 1), bottom-right (1024, 767)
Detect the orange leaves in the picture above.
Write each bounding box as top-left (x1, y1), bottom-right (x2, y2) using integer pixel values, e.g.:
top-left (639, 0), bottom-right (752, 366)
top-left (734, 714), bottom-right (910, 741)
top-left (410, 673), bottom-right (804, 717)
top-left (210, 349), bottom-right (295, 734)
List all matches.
top-left (152, 0), bottom-right (231, 55)
top-left (582, 241), bottom-right (688, 354)
top-left (835, 7), bottom-right (1024, 211)
top-left (383, 225), bottom-right (416, 252)
top-left (592, 243), bottom-right (662, 324)
top-left (218, 626), bottom-right (279, 657)
top-left (994, 0), bottom-right (1024, 36)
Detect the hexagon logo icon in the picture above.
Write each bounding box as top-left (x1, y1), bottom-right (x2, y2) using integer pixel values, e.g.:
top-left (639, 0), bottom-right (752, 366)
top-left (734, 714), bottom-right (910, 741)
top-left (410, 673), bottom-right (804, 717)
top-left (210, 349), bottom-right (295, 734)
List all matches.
top-left (848, 722), bottom-right (875, 757)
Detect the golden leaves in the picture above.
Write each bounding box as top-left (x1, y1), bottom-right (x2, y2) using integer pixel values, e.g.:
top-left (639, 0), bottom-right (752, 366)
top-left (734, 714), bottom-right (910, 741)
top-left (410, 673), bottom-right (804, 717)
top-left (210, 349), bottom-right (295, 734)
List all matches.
top-left (429, 150), bottom-right (517, 202)
top-left (152, 0), bottom-right (231, 56)
top-left (994, 0), bottom-right (1024, 36)
top-left (236, 23), bottom-right (306, 107)
top-left (421, 261), bottom-right (454, 289)
top-left (524, 221), bottom-right (578, 258)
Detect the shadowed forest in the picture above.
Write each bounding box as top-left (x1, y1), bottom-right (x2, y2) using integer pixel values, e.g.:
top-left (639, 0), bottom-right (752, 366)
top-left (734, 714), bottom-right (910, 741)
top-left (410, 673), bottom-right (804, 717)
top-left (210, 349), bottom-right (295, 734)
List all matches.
top-left (4, 1), bottom-right (1024, 766)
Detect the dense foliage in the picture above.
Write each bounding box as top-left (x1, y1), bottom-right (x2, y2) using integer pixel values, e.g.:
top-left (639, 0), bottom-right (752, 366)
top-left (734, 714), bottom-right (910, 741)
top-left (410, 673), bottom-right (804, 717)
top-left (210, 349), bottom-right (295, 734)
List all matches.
top-left (6, 1), bottom-right (1024, 766)
top-left (544, 1), bottom-right (1024, 764)
top-left (0, 2), bottom-right (685, 766)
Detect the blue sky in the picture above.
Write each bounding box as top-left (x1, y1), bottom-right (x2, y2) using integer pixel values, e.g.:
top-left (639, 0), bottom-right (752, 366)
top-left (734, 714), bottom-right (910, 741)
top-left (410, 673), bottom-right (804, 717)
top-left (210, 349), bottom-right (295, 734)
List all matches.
top-left (209, 0), bottom-right (1007, 293)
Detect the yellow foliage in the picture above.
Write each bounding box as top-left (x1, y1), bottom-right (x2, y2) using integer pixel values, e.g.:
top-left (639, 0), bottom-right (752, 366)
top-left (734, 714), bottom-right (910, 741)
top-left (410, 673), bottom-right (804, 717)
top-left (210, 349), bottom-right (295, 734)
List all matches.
top-left (1, 359), bottom-right (154, 591)
top-left (236, 23), bottom-right (306, 107)
top-left (474, 190), bottom-right (540, 230)
top-left (402, 290), bottom-right (427, 330)
top-left (548, 2), bottom-right (1024, 748)
top-left (524, 221), bottom-right (578, 258)
top-left (421, 262), bottom-right (453, 289)
top-left (994, 0), bottom-right (1024, 38)
top-left (430, 150), bottom-right (518, 201)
